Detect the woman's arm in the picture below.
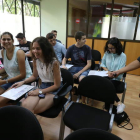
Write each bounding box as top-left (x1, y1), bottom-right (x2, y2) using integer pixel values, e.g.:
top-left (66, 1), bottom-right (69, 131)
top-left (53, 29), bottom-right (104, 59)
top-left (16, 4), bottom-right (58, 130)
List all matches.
top-left (114, 60), bottom-right (140, 76)
top-left (109, 59), bottom-right (140, 78)
top-left (100, 53), bottom-right (108, 71)
top-left (11, 59), bottom-right (39, 88)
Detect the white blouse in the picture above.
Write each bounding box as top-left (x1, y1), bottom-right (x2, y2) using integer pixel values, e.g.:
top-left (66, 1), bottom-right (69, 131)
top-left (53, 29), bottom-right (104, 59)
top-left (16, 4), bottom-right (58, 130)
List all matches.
top-left (36, 58), bottom-right (61, 82)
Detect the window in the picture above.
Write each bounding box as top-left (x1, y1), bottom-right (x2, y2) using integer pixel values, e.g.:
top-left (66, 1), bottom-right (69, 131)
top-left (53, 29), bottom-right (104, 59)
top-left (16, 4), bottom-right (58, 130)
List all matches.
top-left (110, 0), bottom-right (138, 39)
top-left (68, 0), bottom-right (88, 36)
top-left (88, 0), bottom-right (111, 38)
top-left (0, 0), bottom-right (40, 44)
top-left (24, 1), bottom-right (40, 42)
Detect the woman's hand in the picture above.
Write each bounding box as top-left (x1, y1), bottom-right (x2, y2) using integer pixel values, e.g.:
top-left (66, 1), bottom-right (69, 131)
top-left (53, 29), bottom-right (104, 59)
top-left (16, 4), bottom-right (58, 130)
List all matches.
top-left (28, 89), bottom-right (39, 96)
top-left (108, 71), bottom-right (114, 78)
top-left (108, 71), bottom-right (120, 78)
top-left (11, 81), bottom-right (25, 88)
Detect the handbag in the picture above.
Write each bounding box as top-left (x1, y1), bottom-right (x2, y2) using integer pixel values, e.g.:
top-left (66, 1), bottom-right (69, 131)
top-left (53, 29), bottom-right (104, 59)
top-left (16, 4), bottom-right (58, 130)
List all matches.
top-left (105, 104), bottom-right (133, 130)
top-left (114, 111), bottom-right (133, 130)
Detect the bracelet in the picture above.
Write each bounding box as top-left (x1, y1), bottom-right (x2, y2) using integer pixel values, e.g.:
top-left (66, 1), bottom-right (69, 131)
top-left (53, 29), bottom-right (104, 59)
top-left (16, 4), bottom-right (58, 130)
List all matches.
top-left (6, 79), bottom-right (8, 84)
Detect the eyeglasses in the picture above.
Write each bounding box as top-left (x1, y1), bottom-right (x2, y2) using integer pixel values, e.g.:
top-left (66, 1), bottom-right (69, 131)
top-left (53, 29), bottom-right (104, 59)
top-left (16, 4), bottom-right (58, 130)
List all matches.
top-left (108, 47), bottom-right (115, 50)
top-left (2, 38), bottom-right (11, 41)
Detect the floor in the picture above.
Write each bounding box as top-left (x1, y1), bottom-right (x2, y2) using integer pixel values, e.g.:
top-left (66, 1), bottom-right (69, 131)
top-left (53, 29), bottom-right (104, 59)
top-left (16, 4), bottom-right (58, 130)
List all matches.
top-left (36, 74), bottom-right (140, 140)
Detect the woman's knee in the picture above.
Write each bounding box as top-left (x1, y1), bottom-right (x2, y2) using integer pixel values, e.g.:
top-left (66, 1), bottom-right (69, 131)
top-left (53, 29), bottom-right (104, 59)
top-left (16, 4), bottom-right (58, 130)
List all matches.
top-left (22, 99), bottom-right (30, 109)
top-left (0, 87), bottom-right (5, 95)
top-left (0, 97), bottom-right (10, 106)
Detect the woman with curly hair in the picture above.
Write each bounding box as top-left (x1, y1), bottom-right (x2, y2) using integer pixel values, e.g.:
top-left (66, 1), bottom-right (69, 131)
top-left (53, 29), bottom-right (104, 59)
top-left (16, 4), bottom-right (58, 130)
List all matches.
top-left (101, 37), bottom-right (126, 114)
top-left (12, 37), bottom-right (62, 114)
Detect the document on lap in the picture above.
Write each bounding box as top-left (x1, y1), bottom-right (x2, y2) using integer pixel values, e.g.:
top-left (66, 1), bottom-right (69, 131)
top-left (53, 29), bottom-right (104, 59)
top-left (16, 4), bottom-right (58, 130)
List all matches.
top-left (88, 70), bottom-right (108, 77)
top-left (60, 64), bottom-right (73, 69)
top-left (0, 85), bottom-right (35, 100)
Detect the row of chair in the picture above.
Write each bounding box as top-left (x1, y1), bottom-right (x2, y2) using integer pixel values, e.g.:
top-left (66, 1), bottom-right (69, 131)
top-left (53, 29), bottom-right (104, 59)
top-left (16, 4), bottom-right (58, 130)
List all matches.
top-left (0, 68), bottom-right (124, 140)
top-left (0, 105), bottom-right (122, 140)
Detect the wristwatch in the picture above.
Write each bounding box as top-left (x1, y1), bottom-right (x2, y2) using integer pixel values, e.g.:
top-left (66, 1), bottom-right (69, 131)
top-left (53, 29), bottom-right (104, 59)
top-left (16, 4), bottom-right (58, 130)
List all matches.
top-left (6, 79), bottom-right (8, 84)
top-left (38, 90), bottom-right (45, 99)
top-left (39, 90), bottom-right (42, 94)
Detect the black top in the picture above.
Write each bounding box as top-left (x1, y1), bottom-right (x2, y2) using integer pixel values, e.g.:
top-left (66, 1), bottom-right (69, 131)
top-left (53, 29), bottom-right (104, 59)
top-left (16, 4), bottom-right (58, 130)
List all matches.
top-left (137, 56), bottom-right (140, 62)
top-left (19, 41), bottom-right (31, 53)
top-left (65, 44), bottom-right (92, 67)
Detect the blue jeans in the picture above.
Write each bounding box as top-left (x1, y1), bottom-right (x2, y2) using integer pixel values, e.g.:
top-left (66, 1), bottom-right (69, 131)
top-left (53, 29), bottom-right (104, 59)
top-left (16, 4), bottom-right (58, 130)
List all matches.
top-left (40, 82), bottom-right (63, 95)
top-left (68, 66), bottom-right (90, 77)
top-left (0, 80), bottom-right (22, 90)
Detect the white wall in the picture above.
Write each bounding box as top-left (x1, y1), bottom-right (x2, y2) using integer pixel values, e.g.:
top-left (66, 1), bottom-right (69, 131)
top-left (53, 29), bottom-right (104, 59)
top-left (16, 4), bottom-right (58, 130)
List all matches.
top-left (40, 0), bottom-right (67, 45)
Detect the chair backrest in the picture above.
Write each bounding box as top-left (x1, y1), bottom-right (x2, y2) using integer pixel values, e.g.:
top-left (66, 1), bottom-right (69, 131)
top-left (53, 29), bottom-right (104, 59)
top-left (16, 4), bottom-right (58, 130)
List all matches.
top-left (0, 105), bottom-right (44, 140)
top-left (90, 59), bottom-right (95, 70)
top-left (64, 128), bottom-right (122, 140)
top-left (61, 68), bottom-right (73, 87)
top-left (77, 75), bottom-right (116, 103)
top-left (92, 50), bottom-right (101, 61)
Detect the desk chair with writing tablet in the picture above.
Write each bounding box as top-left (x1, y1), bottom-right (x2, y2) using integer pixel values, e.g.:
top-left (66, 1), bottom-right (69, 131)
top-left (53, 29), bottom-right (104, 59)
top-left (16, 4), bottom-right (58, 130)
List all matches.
top-left (59, 75), bottom-right (116, 140)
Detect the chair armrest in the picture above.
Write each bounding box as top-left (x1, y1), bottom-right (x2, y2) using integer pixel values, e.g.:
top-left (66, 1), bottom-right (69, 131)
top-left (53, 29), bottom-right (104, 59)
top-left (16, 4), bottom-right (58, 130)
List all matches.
top-left (53, 85), bottom-right (72, 106)
top-left (109, 104), bottom-right (113, 115)
top-left (109, 113), bottom-right (115, 132)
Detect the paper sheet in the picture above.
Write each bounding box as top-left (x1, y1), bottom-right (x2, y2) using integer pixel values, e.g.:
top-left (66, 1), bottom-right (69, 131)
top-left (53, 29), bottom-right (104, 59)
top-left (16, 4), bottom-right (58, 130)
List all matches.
top-left (0, 85), bottom-right (35, 100)
top-left (88, 70), bottom-right (108, 77)
top-left (60, 64), bottom-right (73, 69)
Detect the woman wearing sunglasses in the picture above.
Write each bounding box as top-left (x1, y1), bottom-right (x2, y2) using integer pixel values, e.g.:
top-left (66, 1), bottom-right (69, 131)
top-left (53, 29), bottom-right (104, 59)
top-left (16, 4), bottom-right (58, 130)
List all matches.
top-left (100, 37), bottom-right (126, 114)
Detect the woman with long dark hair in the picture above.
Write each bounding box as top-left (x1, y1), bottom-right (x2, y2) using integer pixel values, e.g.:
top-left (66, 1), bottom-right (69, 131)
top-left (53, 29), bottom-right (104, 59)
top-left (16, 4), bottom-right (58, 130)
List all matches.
top-left (101, 37), bottom-right (126, 114)
top-left (12, 37), bottom-right (62, 114)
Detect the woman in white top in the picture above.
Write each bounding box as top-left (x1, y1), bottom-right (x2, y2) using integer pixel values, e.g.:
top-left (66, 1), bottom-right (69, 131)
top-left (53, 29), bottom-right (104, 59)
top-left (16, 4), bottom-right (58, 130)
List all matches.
top-left (12, 37), bottom-right (62, 114)
top-left (0, 32), bottom-right (32, 107)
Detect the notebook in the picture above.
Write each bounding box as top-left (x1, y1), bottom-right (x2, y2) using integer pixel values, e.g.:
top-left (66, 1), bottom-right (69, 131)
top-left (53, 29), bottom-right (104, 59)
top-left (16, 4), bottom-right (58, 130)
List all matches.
top-left (0, 85), bottom-right (35, 100)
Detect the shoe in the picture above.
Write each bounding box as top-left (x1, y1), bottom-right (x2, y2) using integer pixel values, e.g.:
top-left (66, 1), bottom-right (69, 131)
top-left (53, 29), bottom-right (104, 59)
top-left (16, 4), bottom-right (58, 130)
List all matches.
top-left (117, 103), bottom-right (125, 114)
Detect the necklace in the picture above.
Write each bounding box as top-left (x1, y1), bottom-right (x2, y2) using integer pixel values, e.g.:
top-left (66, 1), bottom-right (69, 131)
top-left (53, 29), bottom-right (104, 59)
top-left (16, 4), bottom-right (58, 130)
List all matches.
top-left (39, 62), bottom-right (44, 69)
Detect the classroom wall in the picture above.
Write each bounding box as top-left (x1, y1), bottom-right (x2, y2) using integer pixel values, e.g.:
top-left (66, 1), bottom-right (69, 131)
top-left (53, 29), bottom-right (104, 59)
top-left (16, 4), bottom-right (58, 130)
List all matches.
top-left (40, 0), bottom-right (67, 45)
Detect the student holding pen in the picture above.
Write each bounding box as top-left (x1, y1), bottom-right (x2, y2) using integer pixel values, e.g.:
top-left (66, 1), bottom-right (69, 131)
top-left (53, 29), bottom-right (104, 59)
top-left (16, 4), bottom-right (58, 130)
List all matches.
top-left (100, 37), bottom-right (126, 114)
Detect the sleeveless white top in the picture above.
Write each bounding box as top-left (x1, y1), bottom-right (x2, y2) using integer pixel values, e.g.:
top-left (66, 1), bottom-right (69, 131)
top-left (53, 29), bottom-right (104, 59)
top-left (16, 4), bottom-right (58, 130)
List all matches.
top-left (36, 58), bottom-right (62, 82)
top-left (3, 47), bottom-right (32, 79)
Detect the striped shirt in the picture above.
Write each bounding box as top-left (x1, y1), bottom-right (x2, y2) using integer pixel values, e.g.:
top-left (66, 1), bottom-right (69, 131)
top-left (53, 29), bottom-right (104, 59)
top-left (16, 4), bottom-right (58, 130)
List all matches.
top-left (101, 52), bottom-right (126, 81)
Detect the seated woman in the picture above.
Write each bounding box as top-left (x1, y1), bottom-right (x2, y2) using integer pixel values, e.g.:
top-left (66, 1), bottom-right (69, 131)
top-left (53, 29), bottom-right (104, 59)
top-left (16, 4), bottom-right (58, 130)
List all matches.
top-left (100, 37), bottom-right (126, 114)
top-left (12, 37), bottom-right (62, 114)
top-left (0, 32), bottom-right (32, 107)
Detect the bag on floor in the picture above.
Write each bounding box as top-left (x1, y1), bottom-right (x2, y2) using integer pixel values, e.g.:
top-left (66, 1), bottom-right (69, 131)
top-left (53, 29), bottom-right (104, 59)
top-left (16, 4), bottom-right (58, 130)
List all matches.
top-left (114, 111), bottom-right (133, 130)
